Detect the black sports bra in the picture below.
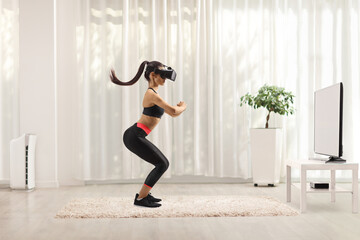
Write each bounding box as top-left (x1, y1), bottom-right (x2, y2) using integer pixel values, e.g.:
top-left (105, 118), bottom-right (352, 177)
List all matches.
top-left (142, 88), bottom-right (165, 118)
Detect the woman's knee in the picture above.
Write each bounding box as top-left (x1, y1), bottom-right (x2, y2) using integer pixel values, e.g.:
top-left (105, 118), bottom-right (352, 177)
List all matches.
top-left (157, 158), bottom-right (169, 173)
top-left (164, 158), bottom-right (169, 171)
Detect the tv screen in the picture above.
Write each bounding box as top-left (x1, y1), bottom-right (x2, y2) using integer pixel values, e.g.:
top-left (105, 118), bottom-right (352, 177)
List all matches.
top-left (314, 82), bottom-right (344, 161)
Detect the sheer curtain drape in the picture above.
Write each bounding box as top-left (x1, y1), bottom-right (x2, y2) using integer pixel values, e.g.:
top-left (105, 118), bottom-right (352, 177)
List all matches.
top-left (74, 0), bottom-right (360, 182)
top-left (0, 0), bottom-right (18, 182)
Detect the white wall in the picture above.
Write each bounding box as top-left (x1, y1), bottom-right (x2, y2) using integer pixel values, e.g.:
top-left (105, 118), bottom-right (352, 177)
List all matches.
top-left (56, 0), bottom-right (84, 186)
top-left (19, 0), bottom-right (84, 188)
top-left (19, 0), bottom-right (84, 187)
top-left (19, 0), bottom-right (58, 188)
top-left (18, 0), bottom-right (83, 187)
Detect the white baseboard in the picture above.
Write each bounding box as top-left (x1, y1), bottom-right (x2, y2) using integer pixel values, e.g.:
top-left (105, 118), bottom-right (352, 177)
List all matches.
top-left (34, 180), bottom-right (59, 188)
top-left (59, 179), bottom-right (85, 186)
top-left (1, 179), bottom-right (59, 188)
top-left (0, 180), bottom-right (10, 189)
top-left (0, 180), bottom-right (60, 188)
top-left (85, 176), bottom-right (253, 185)
top-left (2, 177), bottom-right (356, 189)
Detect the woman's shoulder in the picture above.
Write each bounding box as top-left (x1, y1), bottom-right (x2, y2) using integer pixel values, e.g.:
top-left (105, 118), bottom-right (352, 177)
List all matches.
top-left (147, 88), bottom-right (158, 94)
top-left (145, 88), bottom-right (161, 99)
top-left (143, 89), bottom-right (158, 106)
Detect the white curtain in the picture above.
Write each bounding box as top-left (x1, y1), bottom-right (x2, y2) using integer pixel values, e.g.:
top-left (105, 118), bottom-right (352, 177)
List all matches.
top-left (0, 0), bottom-right (19, 182)
top-left (73, 0), bottom-right (360, 182)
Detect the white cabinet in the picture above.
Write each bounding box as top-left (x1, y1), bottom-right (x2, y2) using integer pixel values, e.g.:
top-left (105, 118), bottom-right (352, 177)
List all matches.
top-left (250, 128), bottom-right (282, 186)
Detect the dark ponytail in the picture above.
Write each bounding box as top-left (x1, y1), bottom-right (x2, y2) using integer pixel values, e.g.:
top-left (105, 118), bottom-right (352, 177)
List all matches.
top-left (110, 61), bottom-right (149, 86)
top-left (110, 60), bottom-right (164, 86)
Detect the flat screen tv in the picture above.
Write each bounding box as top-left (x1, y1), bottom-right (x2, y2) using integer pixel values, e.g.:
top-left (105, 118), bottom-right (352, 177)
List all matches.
top-left (314, 82), bottom-right (345, 163)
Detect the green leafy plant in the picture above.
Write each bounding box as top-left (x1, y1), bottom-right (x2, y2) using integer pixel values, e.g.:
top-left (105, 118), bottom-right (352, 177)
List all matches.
top-left (240, 85), bottom-right (295, 128)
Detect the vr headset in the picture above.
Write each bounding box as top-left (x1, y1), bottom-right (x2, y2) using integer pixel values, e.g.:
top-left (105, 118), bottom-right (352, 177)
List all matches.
top-left (146, 65), bottom-right (177, 81)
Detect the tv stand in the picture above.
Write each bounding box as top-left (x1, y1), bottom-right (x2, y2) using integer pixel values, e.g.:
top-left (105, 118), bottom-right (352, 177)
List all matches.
top-left (326, 156), bottom-right (346, 164)
top-left (286, 160), bottom-right (358, 213)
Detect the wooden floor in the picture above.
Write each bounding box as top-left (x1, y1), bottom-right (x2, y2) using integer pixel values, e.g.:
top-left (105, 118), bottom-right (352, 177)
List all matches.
top-left (1, 183), bottom-right (360, 240)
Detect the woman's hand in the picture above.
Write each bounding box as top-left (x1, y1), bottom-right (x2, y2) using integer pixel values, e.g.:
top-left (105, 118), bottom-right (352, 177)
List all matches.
top-left (177, 101), bottom-right (186, 107)
top-left (177, 101), bottom-right (187, 110)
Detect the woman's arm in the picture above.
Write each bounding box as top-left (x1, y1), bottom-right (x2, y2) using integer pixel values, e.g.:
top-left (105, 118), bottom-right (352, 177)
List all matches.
top-left (172, 101), bottom-right (186, 117)
top-left (149, 91), bottom-right (186, 117)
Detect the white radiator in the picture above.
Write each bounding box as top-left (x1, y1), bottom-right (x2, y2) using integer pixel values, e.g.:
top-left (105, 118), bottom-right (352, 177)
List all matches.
top-left (10, 134), bottom-right (37, 190)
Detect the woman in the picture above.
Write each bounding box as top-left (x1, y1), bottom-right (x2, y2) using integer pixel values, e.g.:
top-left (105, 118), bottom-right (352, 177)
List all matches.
top-left (110, 61), bottom-right (187, 208)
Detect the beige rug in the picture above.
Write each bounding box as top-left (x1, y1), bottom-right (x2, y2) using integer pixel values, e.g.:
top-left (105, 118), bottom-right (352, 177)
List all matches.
top-left (55, 195), bottom-right (298, 219)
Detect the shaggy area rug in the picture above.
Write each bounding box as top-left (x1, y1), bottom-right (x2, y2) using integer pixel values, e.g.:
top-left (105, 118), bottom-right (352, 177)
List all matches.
top-left (55, 195), bottom-right (299, 219)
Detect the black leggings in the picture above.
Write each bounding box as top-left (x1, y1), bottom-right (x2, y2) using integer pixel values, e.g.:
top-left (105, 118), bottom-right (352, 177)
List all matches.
top-left (123, 123), bottom-right (169, 188)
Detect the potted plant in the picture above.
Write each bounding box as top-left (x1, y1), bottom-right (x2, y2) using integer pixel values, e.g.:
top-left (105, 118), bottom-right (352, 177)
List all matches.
top-left (240, 85), bottom-right (295, 187)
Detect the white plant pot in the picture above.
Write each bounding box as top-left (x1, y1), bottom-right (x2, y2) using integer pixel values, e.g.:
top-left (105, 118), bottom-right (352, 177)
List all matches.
top-left (250, 128), bottom-right (282, 186)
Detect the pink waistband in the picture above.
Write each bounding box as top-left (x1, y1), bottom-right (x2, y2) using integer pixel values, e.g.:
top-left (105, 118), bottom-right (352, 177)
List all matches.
top-left (136, 123), bottom-right (151, 135)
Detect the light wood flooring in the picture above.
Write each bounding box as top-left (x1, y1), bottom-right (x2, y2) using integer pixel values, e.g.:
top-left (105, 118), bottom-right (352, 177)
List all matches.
top-left (1, 183), bottom-right (360, 240)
